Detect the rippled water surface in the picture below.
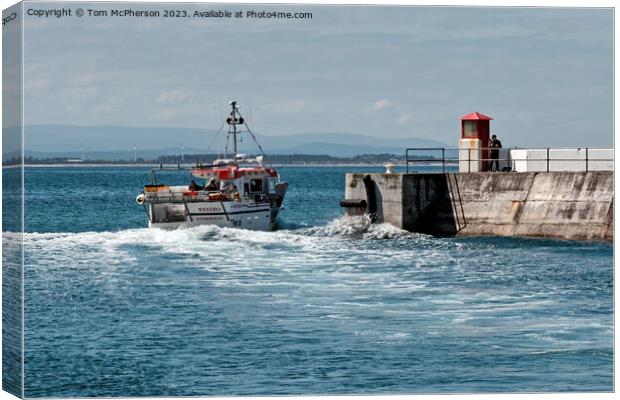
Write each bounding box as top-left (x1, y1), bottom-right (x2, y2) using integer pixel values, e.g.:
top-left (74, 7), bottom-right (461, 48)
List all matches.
top-left (7, 166), bottom-right (614, 396)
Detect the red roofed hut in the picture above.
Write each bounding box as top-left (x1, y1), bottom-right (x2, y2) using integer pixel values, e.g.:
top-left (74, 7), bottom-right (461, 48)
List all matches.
top-left (460, 112), bottom-right (493, 172)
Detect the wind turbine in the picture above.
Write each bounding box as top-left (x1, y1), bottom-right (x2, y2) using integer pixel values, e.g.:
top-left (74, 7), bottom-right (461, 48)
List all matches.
top-left (133, 145), bottom-right (137, 163)
top-left (80, 143), bottom-right (85, 161)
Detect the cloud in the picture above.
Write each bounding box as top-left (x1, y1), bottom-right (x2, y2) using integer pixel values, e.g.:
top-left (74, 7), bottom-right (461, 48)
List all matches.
top-left (90, 96), bottom-right (126, 115)
top-left (157, 108), bottom-right (180, 121)
top-left (367, 99), bottom-right (394, 112)
top-left (397, 113), bottom-right (412, 125)
top-left (155, 90), bottom-right (193, 104)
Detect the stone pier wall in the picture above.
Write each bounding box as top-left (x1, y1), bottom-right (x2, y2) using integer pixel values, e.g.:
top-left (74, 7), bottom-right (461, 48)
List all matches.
top-left (343, 171), bottom-right (613, 241)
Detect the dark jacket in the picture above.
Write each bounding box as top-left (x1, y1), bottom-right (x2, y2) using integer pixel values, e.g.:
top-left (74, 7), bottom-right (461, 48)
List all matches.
top-left (490, 139), bottom-right (502, 157)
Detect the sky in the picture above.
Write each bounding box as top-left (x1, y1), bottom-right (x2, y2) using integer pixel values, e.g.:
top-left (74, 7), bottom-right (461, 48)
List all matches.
top-left (16, 2), bottom-right (614, 148)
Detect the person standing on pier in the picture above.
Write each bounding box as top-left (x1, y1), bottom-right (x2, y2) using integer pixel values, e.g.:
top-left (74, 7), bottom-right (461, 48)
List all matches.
top-left (489, 134), bottom-right (502, 171)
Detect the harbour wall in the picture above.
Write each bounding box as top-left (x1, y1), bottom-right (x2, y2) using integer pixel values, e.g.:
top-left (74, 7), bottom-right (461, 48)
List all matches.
top-left (343, 171), bottom-right (613, 241)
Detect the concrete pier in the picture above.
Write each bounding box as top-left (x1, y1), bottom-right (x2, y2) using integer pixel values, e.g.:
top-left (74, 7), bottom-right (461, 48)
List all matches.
top-left (343, 171), bottom-right (613, 241)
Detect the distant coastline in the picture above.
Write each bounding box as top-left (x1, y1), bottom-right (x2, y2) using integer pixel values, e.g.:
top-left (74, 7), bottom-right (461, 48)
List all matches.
top-left (4, 152), bottom-right (444, 168)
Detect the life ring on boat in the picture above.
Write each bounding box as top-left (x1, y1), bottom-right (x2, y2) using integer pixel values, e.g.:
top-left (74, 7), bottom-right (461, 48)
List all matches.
top-left (183, 191), bottom-right (198, 196)
top-left (136, 194), bottom-right (146, 205)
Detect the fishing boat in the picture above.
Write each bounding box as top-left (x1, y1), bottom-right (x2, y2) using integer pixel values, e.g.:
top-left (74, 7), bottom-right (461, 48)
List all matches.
top-left (136, 101), bottom-right (288, 230)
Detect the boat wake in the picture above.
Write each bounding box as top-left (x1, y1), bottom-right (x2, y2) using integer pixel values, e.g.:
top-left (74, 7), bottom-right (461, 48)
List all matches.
top-left (297, 216), bottom-right (413, 240)
top-left (13, 217), bottom-right (431, 275)
top-left (18, 216), bottom-right (416, 244)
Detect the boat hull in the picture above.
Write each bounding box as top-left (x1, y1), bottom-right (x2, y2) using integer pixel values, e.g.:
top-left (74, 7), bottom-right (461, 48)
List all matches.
top-left (147, 200), bottom-right (282, 231)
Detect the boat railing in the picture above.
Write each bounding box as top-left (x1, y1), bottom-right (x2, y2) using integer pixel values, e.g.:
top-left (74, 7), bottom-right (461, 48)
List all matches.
top-left (145, 190), bottom-right (230, 202)
top-left (148, 163), bottom-right (226, 185)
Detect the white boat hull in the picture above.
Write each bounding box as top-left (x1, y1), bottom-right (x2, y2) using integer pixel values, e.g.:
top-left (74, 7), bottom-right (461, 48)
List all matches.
top-left (147, 200), bottom-right (282, 231)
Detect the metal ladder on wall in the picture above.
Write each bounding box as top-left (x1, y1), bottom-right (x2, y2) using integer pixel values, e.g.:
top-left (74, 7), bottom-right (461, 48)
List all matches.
top-left (445, 173), bottom-right (467, 232)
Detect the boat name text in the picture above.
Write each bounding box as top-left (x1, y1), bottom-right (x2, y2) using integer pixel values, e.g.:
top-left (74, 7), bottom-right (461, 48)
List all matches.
top-left (197, 207), bottom-right (221, 212)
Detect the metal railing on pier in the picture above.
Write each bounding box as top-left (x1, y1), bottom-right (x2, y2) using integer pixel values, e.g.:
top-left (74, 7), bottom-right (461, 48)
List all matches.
top-left (405, 147), bottom-right (614, 174)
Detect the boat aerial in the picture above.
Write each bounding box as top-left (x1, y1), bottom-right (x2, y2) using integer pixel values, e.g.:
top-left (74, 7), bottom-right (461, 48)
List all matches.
top-left (136, 101), bottom-right (288, 230)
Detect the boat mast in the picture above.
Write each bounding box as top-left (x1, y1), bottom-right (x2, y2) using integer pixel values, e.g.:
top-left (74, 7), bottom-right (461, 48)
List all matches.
top-left (226, 100), bottom-right (243, 166)
top-left (232, 103), bottom-right (238, 165)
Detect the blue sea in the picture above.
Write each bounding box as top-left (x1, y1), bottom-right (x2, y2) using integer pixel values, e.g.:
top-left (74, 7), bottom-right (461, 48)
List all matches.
top-left (3, 166), bottom-right (614, 397)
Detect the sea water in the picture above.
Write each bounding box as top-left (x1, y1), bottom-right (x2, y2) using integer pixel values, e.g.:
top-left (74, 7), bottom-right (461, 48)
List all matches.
top-left (3, 166), bottom-right (613, 396)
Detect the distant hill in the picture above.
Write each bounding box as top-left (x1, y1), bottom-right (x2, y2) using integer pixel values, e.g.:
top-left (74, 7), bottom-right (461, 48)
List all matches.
top-left (11, 125), bottom-right (447, 159)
